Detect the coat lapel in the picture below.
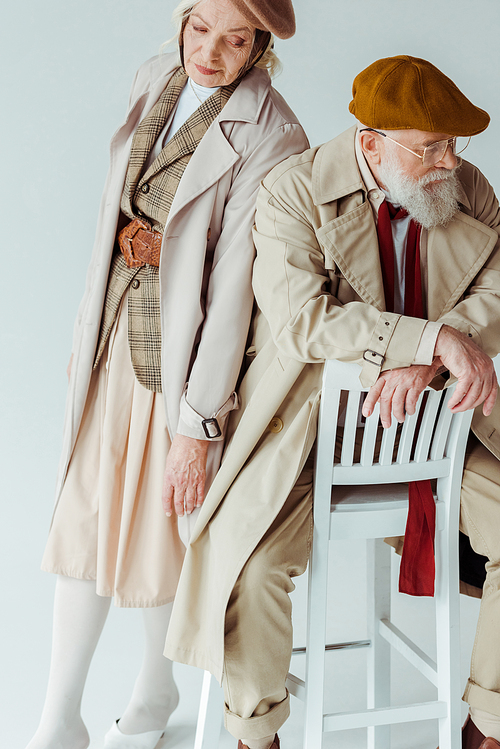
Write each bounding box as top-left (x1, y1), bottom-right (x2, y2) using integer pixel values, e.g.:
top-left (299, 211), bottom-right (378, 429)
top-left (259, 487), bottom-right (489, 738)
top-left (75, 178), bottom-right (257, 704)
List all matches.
top-left (164, 67), bottom-right (271, 229)
top-left (122, 67), bottom-right (187, 215)
top-left (312, 128), bottom-right (386, 310)
top-left (143, 79), bottom-right (239, 183)
top-left (427, 211), bottom-right (498, 319)
top-left (318, 202), bottom-right (386, 310)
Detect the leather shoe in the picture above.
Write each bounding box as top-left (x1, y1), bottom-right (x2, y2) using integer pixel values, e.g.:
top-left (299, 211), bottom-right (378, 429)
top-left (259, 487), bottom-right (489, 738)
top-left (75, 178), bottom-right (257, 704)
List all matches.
top-left (462, 715), bottom-right (500, 748)
top-left (238, 736), bottom-right (280, 749)
top-left (438, 715), bottom-right (500, 749)
top-left (103, 719), bottom-right (165, 748)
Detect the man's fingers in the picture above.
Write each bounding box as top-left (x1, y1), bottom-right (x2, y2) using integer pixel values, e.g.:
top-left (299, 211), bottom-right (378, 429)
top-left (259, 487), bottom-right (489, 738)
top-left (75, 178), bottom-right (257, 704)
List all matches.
top-left (390, 388), bottom-right (407, 424)
top-left (483, 383), bottom-right (499, 416)
top-left (449, 376), bottom-right (487, 413)
top-left (404, 388), bottom-right (421, 417)
top-left (362, 380), bottom-right (385, 418)
top-left (378, 392), bottom-right (394, 428)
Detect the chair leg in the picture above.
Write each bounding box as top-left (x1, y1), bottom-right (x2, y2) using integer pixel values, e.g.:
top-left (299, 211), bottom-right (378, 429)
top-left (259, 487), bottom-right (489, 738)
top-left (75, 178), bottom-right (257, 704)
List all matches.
top-left (194, 670), bottom-right (223, 749)
top-left (367, 538), bottom-right (392, 749)
top-left (303, 531), bottom-right (330, 749)
top-left (435, 521), bottom-right (462, 749)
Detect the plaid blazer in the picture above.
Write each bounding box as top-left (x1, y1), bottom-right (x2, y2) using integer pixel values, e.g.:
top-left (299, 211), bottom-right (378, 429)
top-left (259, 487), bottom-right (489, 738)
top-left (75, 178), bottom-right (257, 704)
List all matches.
top-left (94, 68), bottom-right (238, 392)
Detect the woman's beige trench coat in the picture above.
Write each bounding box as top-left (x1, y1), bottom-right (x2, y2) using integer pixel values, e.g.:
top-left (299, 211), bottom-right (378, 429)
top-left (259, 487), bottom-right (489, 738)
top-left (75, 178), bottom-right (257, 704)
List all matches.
top-left (54, 53), bottom-right (308, 535)
top-left (165, 126), bottom-right (500, 680)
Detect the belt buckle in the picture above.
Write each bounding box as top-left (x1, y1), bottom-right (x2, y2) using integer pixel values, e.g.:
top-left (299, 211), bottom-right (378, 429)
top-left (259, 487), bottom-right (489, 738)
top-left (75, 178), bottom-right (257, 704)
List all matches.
top-left (363, 350), bottom-right (385, 367)
top-left (119, 218), bottom-right (152, 268)
top-left (201, 418), bottom-right (222, 439)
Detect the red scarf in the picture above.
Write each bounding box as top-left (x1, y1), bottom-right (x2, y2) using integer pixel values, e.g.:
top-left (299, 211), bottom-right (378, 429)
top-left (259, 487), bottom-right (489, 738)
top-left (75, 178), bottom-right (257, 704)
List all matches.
top-left (377, 200), bottom-right (435, 597)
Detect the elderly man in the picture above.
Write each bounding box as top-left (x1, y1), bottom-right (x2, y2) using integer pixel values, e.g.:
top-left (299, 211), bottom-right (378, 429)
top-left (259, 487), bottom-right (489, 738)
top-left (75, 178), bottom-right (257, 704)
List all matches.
top-left (166, 56), bottom-right (500, 749)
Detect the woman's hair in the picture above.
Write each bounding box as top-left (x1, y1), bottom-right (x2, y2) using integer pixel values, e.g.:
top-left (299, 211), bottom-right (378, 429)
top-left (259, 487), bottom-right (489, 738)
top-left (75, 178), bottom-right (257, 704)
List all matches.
top-left (163, 0), bottom-right (282, 78)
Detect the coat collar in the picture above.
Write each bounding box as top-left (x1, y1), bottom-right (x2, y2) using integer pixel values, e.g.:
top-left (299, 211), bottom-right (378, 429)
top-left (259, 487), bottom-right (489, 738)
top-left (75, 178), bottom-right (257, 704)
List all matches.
top-left (123, 54), bottom-right (273, 230)
top-left (135, 53), bottom-right (272, 127)
top-left (311, 124), bottom-right (473, 211)
top-left (313, 126), bottom-right (497, 317)
top-left (312, 126), bottom-right (365, 206)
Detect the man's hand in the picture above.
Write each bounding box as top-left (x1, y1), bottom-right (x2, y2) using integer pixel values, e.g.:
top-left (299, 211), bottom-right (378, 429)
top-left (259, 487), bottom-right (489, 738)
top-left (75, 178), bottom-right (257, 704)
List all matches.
top-left (362, 359), bottom-right (443, 428)
top-left (162, 434), bottom-right (209, 517)
top-left (434, 325), bottom-right (497, 416)
top-left (362, 325), bottom-right (498, 428)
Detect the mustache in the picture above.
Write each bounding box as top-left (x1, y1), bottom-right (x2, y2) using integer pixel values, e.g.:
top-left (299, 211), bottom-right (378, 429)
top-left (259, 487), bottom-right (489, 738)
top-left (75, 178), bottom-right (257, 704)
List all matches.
top-left (419, 165), bottom-right (460, 186)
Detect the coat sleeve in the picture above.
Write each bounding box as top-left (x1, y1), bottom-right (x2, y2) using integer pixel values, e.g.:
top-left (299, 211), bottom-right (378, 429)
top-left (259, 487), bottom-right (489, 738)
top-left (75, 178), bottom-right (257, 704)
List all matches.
top-left (252, 176), bottom-right (430, 387)
top-left (176, 122), bottom-right (310, 440)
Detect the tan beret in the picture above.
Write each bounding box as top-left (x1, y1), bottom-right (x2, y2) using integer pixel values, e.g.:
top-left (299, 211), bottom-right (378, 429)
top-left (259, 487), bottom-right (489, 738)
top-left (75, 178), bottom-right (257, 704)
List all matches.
top-left (349, 55), bottom-right (490, 136)
top-left (230, 0), bottom-right (295, 39)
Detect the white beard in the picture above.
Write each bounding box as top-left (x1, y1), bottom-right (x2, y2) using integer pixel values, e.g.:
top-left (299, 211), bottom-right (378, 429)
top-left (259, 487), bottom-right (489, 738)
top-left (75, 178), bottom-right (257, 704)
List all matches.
top-left (377, 146), bottom-right (462, 230)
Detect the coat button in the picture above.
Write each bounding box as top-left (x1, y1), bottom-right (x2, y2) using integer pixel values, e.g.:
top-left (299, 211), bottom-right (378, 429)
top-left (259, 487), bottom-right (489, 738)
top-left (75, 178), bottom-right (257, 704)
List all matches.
top-left (131, 279), bottom-right (140, 289)
top-left (141, 184), bottom-right (150, 194)
top-left (269, 417), bottom-right (284, 433)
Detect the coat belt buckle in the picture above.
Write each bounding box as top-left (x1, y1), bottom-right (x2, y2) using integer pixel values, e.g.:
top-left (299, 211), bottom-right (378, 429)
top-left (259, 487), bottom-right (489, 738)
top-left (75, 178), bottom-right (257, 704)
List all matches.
top-left (363, 350), bottom-right (385, 367)
top-left (201, 418), bottom-right (222, 439)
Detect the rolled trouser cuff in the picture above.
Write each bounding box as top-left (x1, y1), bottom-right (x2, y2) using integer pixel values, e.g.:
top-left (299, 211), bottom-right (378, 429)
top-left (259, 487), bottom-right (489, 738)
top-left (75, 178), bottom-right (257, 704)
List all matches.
top-left (224, 692), bottom-right (290, 740)
top-left (464, 680), bottom-right (500, 717)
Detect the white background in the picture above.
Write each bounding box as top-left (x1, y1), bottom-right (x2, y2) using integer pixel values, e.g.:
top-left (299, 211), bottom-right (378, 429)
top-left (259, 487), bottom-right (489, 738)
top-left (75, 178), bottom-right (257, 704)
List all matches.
top-left (1, 0), bottom-right (499, 747)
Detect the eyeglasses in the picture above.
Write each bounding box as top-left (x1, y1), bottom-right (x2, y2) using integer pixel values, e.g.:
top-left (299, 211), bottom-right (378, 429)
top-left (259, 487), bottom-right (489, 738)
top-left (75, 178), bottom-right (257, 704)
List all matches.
top-left (359, 128), bottom-right (471, 168)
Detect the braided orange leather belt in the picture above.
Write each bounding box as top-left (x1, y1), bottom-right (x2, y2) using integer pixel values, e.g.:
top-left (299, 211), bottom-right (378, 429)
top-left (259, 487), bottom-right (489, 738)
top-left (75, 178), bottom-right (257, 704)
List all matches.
top-left (118, 218), bottom-right (162, 268)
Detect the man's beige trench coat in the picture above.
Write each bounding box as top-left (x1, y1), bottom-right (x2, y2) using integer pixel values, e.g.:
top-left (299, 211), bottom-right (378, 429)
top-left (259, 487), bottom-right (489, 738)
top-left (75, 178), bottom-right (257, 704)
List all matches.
top-left (164, 126), bottom-right (500, 680)
top-left (54, 53), bottom-right (308, 528)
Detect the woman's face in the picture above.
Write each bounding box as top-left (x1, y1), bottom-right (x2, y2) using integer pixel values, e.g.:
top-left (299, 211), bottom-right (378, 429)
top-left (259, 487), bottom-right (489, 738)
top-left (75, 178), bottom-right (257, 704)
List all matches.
top-left (183, 0), bottom-right (256, 87)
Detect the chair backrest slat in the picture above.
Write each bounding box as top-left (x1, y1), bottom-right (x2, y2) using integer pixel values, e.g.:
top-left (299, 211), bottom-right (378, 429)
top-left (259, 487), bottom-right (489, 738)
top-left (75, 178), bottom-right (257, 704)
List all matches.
top-left (430, 388), bottom-right (455, 461)
top-left (318, 359), bottom-right (478, 487)
top-left (396, 395), bottom-right (424, 464)
top-left (379, 417), bottom-right (398, 465)
top-left (360, 403), bottom-right (380, 466)
top-left (413, 390), bottom-right (443, 462)
top-left (340, 391), bottom-right (362, 467)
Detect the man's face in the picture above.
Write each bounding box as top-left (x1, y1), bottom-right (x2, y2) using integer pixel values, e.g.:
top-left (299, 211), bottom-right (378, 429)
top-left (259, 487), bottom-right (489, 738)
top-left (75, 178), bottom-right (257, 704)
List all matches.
top-left (374, 129), bottom-right (462, 229)
top-left (380, 129), bottom-right (459, 181)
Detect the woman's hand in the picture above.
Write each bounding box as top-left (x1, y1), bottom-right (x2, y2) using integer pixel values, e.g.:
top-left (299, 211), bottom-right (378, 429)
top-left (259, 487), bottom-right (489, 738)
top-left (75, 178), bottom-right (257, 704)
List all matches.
top-left (162, 434), bottom-right (209, 517)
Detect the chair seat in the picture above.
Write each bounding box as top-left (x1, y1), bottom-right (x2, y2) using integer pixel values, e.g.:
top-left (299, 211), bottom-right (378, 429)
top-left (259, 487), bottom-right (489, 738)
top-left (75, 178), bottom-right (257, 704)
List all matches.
top-left (331, 483), bottom-right (410, 509)
top-left (329, 483), bottom-right (411, 540)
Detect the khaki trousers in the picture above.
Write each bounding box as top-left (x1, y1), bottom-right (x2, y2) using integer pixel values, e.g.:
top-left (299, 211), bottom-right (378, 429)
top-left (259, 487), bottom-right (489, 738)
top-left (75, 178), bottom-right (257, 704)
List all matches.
top-left (223, 459), bottom-right (314, 740)
top-left (461, 437), bottom-right (500, 716)
top-left (222, 436), bottom-right (500, 738)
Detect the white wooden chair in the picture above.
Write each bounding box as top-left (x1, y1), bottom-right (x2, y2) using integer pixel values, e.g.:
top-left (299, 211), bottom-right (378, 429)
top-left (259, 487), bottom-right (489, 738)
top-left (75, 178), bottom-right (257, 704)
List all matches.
top-left (194, 358), bottom-right (479, 749)
top-left (286, 359), bottom-right (474, 749)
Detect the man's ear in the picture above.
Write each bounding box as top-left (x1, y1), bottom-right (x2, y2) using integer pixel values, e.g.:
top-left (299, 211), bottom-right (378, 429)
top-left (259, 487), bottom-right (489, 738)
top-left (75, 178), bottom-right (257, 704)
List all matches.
top-left (359, 130), bottom-right (383, 167)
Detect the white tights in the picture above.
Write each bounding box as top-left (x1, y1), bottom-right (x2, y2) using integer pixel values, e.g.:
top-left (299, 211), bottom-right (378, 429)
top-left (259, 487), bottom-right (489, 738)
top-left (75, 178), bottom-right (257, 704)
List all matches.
top-left (26, 576), bottom-right (177, 749)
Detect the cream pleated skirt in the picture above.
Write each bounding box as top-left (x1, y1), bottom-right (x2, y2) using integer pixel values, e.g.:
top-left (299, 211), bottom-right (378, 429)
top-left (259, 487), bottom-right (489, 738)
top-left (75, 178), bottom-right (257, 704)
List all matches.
top-left (42, 295), bottom-right (185, 607)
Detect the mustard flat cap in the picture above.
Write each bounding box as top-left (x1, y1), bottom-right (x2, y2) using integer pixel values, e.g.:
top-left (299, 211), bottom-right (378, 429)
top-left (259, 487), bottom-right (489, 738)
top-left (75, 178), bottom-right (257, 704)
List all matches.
top-left (349, 55), bottom-right (490, 136)
top-left (230, 0), bottom-right (295, 38)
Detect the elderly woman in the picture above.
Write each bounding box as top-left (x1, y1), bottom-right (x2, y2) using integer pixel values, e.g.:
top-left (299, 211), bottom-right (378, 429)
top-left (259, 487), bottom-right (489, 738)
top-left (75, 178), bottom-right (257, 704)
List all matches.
top-left (26, 2), bottom-right (307, 748)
